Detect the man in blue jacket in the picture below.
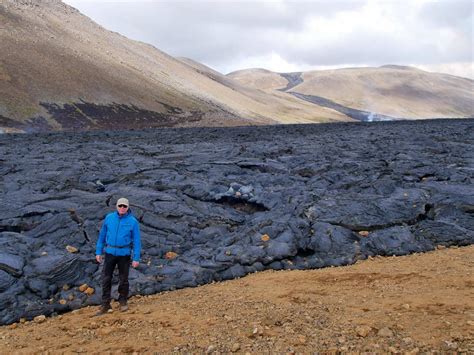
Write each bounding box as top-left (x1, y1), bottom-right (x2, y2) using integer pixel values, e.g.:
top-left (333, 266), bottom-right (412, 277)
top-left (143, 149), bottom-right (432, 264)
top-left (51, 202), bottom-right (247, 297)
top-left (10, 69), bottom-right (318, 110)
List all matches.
top-left (95, 197), bottom-right (141, 315)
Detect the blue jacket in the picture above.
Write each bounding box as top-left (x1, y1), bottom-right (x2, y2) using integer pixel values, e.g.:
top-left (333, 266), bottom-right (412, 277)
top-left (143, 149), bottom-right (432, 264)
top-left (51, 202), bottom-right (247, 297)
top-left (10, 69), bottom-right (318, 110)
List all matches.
top-left (96, 210), bottom-right (141, 262)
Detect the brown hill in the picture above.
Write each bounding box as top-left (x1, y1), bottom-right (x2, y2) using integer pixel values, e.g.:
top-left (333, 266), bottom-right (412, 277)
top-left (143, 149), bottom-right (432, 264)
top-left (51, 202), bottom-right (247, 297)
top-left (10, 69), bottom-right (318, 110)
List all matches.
top-left (0, 0), bottom-right (348, 132)
top-left (176, 57), bottom-right (348, 124)
top-left (1, 245), bottom-right (472, 353)
top-left (226, 68), bottom-right (289, 91)
top-left (228, 65), bottom-right (474, 120)
top-left (2, 0), bottom-right (470, 132)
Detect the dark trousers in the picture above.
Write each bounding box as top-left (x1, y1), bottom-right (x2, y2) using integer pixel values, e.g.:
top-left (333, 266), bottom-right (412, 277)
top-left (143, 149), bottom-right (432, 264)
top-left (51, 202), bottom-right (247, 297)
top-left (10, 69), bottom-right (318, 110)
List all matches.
top-left (101, 253), bottom-right (131, 306)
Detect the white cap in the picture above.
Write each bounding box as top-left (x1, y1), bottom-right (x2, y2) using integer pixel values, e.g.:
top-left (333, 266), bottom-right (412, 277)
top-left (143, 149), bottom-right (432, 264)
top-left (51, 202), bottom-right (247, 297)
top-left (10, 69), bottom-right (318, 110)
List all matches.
top-left (116, 197), bottom-right (129, 207)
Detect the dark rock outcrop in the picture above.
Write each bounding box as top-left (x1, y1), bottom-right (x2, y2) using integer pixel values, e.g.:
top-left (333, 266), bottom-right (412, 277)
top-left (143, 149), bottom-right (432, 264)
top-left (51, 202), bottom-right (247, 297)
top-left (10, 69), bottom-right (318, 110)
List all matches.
top-left (278, 72), bottom-right (303, 92)
top-left (0, 119), bottom-right (473, 325)
top-left (289, 92), bottom-right (397, 121)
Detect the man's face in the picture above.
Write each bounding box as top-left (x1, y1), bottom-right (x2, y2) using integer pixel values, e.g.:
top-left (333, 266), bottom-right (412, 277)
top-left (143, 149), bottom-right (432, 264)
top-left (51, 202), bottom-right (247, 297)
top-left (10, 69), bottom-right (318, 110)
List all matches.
top-left (117, 204), bottom-right (129, 216)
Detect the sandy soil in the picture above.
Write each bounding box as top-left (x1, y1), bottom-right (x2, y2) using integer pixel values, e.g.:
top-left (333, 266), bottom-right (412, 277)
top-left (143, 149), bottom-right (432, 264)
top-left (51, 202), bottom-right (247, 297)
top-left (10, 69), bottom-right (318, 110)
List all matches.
top-left (1, 246), bottom-right (473, 353)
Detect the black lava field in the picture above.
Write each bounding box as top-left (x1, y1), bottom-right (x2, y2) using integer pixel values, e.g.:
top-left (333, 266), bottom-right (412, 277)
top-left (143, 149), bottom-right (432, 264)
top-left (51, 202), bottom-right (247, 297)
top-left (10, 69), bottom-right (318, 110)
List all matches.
top-left (0, 119), bottom-right (473, 325)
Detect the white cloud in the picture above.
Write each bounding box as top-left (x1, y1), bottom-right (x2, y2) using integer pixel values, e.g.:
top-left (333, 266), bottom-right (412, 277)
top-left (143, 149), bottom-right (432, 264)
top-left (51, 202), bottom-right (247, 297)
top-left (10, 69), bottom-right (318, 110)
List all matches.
top-left (223, 52), bottom-right (312, 74)
top-left (415, 61), bottom-right (474, 79)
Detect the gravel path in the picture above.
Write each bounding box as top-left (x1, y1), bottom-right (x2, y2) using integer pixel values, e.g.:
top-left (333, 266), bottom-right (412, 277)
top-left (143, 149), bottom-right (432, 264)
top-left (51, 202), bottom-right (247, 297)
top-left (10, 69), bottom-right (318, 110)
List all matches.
top-left (1, 245), bottom-right (473, 353)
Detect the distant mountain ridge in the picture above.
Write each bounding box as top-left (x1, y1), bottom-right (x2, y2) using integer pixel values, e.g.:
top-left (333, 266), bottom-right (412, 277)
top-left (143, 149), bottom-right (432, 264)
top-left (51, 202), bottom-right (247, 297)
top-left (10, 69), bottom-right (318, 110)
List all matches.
top-left (227, 66), bottom-right (474, 121)
top-left (0, 0), bottom-right (472, 132)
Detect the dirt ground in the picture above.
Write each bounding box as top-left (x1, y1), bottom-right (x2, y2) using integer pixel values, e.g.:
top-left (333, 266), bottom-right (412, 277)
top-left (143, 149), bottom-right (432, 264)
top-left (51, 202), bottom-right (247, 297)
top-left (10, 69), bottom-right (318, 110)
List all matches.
top-left (1, 245), bottom-right (473, 353)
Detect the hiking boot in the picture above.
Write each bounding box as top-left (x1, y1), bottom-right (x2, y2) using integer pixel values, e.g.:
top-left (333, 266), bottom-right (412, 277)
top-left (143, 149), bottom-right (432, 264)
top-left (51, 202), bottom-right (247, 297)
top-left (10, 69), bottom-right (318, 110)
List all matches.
top-left (119, 303), bottom-right (129, 312)
top-left (95, 305), bottom-right (111, 316)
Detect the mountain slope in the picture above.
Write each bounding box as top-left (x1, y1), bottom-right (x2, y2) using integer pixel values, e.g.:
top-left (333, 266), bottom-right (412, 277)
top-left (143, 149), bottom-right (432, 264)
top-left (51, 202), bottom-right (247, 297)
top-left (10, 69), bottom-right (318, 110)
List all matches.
top-left (0, 0), bottom-right (349, 132)
top-left (228, 66), bottom-right (474, 120)
top-left (176, 58), bottom-right (350, 124)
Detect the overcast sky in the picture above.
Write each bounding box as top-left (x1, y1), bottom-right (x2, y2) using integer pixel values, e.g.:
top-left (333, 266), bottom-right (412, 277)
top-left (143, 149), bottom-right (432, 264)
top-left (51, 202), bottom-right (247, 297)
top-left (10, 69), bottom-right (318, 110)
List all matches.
top-left (64, 0), bottom-right (473, 79)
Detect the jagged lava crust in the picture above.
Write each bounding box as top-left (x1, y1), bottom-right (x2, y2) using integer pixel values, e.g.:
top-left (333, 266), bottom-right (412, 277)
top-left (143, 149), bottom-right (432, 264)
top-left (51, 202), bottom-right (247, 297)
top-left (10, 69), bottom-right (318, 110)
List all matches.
top-left (0, 119), bottom-right (473, 325)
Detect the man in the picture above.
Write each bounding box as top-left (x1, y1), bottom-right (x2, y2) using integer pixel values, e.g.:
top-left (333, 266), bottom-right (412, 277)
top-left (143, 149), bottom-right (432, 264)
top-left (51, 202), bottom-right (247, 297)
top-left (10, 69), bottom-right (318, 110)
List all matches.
top-left (95, 197), bottom-right (141, 315)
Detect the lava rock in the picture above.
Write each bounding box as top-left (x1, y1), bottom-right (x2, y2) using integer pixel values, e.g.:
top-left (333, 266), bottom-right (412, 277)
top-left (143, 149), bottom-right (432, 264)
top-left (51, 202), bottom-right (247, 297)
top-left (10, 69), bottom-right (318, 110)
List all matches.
top-left (0, 119), bottom-right (472, 325)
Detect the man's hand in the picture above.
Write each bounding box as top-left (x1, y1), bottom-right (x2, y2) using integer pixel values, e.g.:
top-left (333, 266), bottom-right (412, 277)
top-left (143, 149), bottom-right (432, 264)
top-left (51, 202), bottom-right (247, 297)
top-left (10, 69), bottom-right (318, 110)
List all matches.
top-left (132, 261), bottom-right (139, 268)
top-left (96, 255), bottom-right (103, 264)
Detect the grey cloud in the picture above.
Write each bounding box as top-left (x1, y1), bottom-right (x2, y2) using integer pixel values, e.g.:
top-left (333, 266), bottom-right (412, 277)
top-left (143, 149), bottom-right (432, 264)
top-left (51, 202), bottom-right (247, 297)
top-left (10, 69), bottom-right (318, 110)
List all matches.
top-left (136, 1), bottom-right (364, 31)
top-left (420, 0), bottom-right (473, 28)
top-left (74, 1), bottom-right (363, 54)
top-left (65, 0), bottom-right (473, 76)
top-left (418, 0), bottom-right (473, 52)
top-left (283, 27), bottom-right (472, 68)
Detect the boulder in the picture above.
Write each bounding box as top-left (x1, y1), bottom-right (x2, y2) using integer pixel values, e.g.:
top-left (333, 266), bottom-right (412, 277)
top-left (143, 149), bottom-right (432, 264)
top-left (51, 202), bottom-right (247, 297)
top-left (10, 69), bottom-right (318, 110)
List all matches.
top-left (0, 252), bottom-right (25, 276)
